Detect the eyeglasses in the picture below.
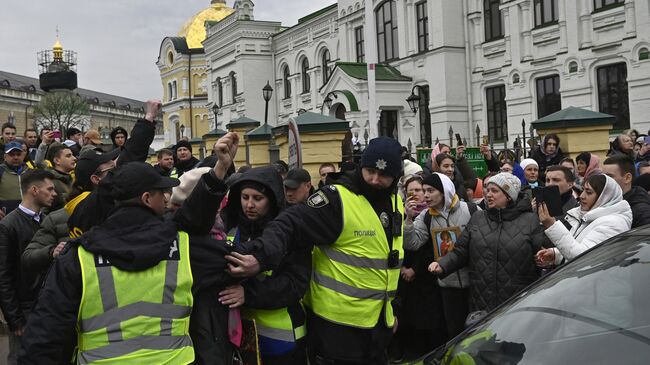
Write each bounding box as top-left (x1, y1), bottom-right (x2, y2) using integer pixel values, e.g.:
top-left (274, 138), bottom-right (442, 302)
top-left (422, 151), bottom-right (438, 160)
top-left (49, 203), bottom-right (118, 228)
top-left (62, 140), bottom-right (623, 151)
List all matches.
top-left (93, 164), bottom-right (116, 176)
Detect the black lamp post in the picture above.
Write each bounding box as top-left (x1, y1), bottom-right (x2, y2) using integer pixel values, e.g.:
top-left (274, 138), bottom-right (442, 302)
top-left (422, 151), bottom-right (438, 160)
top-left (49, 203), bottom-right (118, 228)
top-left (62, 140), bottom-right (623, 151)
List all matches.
top-left (448, 125), bottom-right (454, 148)
top-left (263, 81), bottom-right (273, 126)
top-left (521, 119), bottom-right (527, 158)
top-left (179, 124), bottom-right (185, 139)
top-left (323, 91), bottom-right (338, 111)
top-left (406, 86), bottom-right (425, 113)
top-left (212, 103), bottom-right (220, 129)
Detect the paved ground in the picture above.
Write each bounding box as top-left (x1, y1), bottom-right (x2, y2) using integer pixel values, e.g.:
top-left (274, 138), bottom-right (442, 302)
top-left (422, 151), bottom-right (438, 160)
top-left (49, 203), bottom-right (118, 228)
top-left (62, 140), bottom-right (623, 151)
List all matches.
top-left (0, 334), bottom-right (8, 361)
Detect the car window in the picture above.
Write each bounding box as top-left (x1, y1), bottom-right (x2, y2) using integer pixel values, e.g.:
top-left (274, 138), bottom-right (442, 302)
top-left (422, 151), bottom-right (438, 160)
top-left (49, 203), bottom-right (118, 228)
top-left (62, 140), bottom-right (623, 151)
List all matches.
top-left (427, 235), bottom-right (650, 365)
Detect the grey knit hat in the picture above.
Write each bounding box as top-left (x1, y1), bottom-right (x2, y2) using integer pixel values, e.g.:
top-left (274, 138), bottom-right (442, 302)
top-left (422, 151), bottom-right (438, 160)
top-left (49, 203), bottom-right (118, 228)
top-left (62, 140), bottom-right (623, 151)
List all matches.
top-left (487, 172), bottom-right (521, 202)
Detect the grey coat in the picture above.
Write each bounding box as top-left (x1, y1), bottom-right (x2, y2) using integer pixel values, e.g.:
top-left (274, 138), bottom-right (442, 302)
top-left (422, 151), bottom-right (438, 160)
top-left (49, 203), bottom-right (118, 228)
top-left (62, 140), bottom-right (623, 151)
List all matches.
top-left (404, 200), bottom-right (475, 288)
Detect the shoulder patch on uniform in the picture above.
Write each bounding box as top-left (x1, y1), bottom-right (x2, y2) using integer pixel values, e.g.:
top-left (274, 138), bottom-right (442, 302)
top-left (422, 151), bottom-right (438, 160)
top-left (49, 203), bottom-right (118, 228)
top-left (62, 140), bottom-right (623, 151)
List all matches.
top-left (307, 191), bottom-right (329, 208)
top-left (327, 185), bottom-right (337, 192)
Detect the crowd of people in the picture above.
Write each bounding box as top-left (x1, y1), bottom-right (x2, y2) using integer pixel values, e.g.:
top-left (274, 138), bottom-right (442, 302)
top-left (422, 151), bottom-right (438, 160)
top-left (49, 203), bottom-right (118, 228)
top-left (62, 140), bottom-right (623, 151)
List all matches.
top-left (0, 105), bottom-right (649, 365)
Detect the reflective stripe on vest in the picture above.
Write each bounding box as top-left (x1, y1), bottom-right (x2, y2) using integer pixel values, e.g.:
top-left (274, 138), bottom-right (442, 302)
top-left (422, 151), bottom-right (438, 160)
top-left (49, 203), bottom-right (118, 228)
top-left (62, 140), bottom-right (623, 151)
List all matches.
top-left (170, 168), bottom-right (178, 179)
top-left (306, 185), bottom-right (403, 329)
top-left (242, 271), bottom-right (306, 345)
top-left (77, 232), bottom-right (194, 364)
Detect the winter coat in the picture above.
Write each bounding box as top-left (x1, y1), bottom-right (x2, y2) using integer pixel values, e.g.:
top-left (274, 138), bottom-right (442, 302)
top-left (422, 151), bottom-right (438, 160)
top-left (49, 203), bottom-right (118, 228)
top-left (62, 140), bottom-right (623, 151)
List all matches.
top-left (545, 176), bottom-right (633, 264)
top-left (437, 194), bottom-right (546, 312)
top-left (404, 173), bottom-right (475, 289)
top-left (223, 167), bottom-right (310, 358)
top-left (19, 169), bottom-right (231, 364)
top-left (46, 168), bottom-right (73, 212)
top-left (174, 156), bottom-right (200, 177)
top-left (21, 207), bottom-right (70, 275)
top-left (0, 162), bottom-right (28, 215)
top-left (531, 144), bottom-right (565, 182)
top-left (623, 186), bottom-right (650, 228)
top-left (0, 208), bottom-right (42, 330)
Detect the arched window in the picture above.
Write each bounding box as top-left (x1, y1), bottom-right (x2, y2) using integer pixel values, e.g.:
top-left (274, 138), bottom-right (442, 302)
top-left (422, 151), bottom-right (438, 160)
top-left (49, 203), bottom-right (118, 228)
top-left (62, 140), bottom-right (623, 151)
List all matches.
top-left (217, 77), bottom-right (223, 106)
top-left (172, 80), bottom-right (178, 100)
top-left (321, 49), bottom-right (331, 84)
top-left (168, 83), bottom-right (173, 101)
top-left (230, 72), bottom-right (238, 99)
top-left (640, 47), bottom-right (649, 61)
top-left (512, 73), bottom-right (520, 84)
top-left (283, 65), bottom-right (291, 99)
top-left (568, 61), bottom-right (578, 73)
top-left (301, 58), bottom-right (310, 93)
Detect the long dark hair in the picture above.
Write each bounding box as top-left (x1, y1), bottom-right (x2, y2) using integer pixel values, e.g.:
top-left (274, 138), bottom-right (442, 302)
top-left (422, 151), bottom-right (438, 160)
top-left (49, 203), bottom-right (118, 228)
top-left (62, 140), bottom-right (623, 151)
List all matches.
top-left (584, 174), bottom-right (606, 198)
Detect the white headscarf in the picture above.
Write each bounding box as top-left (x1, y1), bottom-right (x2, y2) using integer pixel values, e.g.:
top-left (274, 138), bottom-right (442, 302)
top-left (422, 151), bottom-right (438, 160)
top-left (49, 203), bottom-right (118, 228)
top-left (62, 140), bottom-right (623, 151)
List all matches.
top-left (580, 174), bottom-right (623, 219)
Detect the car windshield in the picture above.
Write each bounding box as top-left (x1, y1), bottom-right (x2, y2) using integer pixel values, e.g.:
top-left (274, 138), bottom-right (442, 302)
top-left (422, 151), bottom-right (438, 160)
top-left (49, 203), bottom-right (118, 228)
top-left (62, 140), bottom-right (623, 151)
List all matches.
top-left (425, 233), bottom-right (650, 365)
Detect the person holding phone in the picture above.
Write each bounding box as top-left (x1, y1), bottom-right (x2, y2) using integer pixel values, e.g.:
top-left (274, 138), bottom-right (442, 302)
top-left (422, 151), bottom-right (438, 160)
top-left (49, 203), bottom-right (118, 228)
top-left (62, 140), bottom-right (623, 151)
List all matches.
top-left (536, 174), bottom-right (632, 267)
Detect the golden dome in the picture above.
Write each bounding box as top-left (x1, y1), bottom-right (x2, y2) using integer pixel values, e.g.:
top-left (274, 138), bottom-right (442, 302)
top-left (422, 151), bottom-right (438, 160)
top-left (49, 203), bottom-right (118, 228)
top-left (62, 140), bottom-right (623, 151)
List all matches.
top-left (178, 1), bottom-right (234, 49)
top-left (53, 36), bottom-right (63, 61)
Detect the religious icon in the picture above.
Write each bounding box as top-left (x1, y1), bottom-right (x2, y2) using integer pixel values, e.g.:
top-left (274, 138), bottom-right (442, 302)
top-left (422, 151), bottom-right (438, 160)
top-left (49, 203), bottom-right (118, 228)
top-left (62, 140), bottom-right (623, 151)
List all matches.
top-left (431, 227), bottom-right (462, 260)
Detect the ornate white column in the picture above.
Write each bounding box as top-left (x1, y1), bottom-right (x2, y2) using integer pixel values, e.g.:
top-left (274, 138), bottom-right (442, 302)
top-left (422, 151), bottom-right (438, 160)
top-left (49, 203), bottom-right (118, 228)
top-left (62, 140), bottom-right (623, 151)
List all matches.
top-left (579, 0), bottom-right (593, 48)
top-left (503, 6), bottom-right (512, 65)
top-left (470, 13), bottom-right (484, 72)
top-left (519, 1), bottom-right (533, 61)
top-left (558, 0), bottom-right (568, 53)
top-left (624, 0), bottom-right (637, 38)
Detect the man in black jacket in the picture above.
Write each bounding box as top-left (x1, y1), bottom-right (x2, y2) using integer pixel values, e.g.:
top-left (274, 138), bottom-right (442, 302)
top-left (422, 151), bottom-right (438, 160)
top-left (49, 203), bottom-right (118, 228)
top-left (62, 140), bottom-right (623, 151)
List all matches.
top-left (603, 155), bottom-right (650, 228)
top-left (19, 133), bottom-right (240, 364)
top-left (67, 100), bottom-right (161, 237)
top-left (0, 169), bottom-right (57, 365)
top-left (231, 137), bottom-right (405, 365)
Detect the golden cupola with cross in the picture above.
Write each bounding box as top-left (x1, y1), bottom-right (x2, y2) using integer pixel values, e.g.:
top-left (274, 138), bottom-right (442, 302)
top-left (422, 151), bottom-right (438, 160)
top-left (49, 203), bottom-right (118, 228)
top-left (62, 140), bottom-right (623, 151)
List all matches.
top-left (156, 1), bottom-right (234, 149)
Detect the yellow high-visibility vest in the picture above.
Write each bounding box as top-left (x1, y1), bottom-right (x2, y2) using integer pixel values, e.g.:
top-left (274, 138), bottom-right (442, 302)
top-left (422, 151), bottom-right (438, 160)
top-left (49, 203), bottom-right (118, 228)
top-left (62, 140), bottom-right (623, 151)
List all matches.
top-left (76, 232), bottom-right (194, 364)
top-left (305, 185), bottom-right (403, 328)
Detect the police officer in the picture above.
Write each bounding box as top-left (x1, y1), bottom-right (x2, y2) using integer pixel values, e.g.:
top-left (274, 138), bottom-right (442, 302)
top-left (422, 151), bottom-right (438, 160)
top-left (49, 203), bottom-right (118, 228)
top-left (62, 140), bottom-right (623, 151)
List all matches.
top-left (19, 133), bottom-right (240, 364)
top-left (232, 137), bottom-right (405, 364)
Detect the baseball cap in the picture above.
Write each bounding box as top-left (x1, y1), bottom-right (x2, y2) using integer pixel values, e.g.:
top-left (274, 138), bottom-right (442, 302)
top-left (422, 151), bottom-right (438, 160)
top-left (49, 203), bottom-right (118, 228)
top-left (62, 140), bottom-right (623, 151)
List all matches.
top-left (283, 168), bottom-right (311, 189)
top-left (84, 129), bottom-right (102, 145)
top-left (106, 162), bottom-right (180, 201)
top-left (4, 141), bottom-right (23, 154)
top-left (74, 149), bottom-right (120, 191)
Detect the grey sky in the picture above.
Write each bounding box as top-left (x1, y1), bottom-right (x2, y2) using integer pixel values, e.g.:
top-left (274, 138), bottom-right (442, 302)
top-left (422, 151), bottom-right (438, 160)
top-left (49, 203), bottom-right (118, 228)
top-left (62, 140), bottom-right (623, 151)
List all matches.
top-left (0, 0), bottom-right (335, 101)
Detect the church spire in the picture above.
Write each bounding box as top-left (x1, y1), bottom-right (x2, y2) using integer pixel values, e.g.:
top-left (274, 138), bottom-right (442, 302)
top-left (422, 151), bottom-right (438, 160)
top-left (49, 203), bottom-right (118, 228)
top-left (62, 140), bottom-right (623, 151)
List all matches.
top-left (52, 27), bottom-right (63, 61)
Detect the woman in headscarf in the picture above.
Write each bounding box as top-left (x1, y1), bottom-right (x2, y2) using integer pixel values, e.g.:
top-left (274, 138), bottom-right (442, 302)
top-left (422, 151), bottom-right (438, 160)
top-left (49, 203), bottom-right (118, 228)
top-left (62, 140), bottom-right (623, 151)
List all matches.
top-left (536, 174), bottom-right (633, 266)
top-left (575, 152), bottom-right (602, 189)
top-left (531, 133), bottom-right (565, 182)
top-left (434, 153), bottom-right (475, 202)
top-left (404, 173), bottom-right (476, 339)
top-left (217, 166), bottom-right (310, 365)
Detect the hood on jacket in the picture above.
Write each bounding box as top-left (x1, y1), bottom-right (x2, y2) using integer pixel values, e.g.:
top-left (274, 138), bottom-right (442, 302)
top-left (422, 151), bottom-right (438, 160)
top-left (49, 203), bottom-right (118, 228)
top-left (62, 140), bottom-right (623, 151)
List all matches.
top-left (437, 172), bottom-right (456, 217)
top-left (78, 205), bottom-right (177, 271)
top-left (223, 166), bottom-right (285, 231)
top-left (573, 174), bottom-right (630, 223)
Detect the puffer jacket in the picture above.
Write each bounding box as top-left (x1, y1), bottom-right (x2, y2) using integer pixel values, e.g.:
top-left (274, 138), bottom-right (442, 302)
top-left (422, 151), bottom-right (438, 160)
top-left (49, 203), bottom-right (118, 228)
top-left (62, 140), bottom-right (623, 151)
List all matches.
top-left (22, 207), bottom-right (70, 274)
top-left (46, 168), bottom-right (73, 212)
top-left (404, 196), bottom-right (475, 289)
top-left (0, 162), bottom-right (28, 214)
top-left (437, 193), bottom-right (547, 312)
top-left (545, 175), bottom-right (633, 264)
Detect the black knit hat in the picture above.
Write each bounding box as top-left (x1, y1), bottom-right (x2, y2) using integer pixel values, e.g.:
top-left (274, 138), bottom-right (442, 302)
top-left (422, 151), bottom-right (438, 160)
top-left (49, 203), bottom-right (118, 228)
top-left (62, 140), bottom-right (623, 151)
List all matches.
top-left (360, 137), bottom-right (403, 178)
top-left (176, 140), bottom-right (193, 153)
top-left (422, 173), bottom-right (444, 194)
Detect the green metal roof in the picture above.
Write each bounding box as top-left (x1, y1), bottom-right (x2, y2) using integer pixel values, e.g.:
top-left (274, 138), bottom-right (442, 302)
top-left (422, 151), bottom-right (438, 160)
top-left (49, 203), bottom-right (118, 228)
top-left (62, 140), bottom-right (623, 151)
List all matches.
top-left (335, 62), bottom-right (412, 82)
top-left (272, 112), bottom-right (349, 134)
top-left (226, 116), bottom-right (261, 129)
top-left (532, 106), bottom-right (616, 129)
top-left (245, 124), bottom-right (274, 140)
top-left (298, 3), bottom-right (337, 24)
top-left (202, 128), bottom-right (227, 138)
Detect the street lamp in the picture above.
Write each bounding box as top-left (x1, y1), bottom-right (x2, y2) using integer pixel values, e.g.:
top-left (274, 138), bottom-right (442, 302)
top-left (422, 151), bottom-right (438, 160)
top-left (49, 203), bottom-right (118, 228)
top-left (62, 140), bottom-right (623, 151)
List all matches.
top-left (322, 91), bottom-right (338, 111)
top-left (212, 103), bottom-right (220, 129)
top-left (262, 81), bottom-right (273, 126)
top-left (179, 124), bottom-right (185, 138)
